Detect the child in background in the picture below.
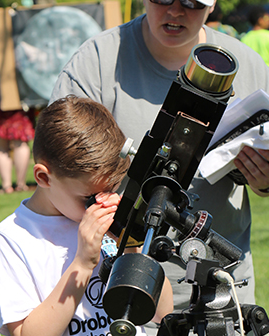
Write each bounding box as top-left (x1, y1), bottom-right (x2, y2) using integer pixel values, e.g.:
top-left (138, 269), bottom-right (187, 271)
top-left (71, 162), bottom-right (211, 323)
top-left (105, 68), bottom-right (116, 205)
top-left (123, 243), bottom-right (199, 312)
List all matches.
top-left (0, 108), bottom-right (35, 193)
top-left (241, 5), bottom-right (269, 66)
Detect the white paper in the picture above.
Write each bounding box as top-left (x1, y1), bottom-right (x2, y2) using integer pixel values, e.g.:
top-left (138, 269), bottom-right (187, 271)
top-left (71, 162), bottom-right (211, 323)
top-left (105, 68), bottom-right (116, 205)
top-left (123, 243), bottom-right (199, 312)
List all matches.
top-left (208, 89), bottom-right (269, 147)
top-left (198, 89), bottom-right (269, 184)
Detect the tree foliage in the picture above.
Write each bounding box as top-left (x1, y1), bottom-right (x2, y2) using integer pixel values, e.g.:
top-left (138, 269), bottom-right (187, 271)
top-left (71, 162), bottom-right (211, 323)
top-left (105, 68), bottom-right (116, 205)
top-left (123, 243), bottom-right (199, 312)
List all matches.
top-left (218, 0), bottom-right (241, 15)
top-left (0, 0), bottom-right (17, 7)
top-left (219, 0), bottom-right (269, 15)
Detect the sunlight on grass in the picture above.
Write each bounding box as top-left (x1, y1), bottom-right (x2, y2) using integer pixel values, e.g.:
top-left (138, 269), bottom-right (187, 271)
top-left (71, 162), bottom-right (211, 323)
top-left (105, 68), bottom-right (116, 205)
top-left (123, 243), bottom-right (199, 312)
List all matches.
top-left (0, 141), bottom-right (36, 220)
top-left (248, 187), bottom-right (269, 313)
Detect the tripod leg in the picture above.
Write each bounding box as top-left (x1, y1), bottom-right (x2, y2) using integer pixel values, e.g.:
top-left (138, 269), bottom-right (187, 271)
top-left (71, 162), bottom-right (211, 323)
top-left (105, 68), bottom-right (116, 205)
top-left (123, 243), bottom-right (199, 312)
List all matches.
top-left (241, 305), bottom-right (269, 336)
top-left (157, 314), bottom-right (190, 336)
top-left (204, 317), bottom-right (235, 336)
top-left (195, 321), bottom-right (206, 336)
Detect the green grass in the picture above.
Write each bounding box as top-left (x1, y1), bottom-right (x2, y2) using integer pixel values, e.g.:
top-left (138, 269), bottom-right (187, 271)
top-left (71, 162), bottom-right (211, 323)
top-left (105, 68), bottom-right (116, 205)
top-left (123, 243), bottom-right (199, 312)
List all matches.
top-left (0, 158), bottom-right (36, 219)
top-left (0, 141), bottom-right (36, 219)
top-left (248, 187), bottom-right (269, 313)
top-left (0, 166), bottom-right (268, 314)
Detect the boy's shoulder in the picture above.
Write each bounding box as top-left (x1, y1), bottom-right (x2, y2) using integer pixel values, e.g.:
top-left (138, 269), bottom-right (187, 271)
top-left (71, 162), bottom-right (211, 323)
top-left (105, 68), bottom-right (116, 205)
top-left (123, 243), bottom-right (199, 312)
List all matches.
top-left (0, 201), bottom-right (34, 246)
top-left (0, 201), bottom-right (77, 269)
top-left (0, 211), bottom-right (16, 234)
top-left (0, 200), bottom-right (75, 245)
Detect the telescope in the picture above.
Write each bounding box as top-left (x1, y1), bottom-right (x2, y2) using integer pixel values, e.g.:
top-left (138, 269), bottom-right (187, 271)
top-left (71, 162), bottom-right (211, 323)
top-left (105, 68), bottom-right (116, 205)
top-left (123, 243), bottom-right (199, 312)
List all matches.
top-left (89, 43), bottom-right (269, 336)
top-left (108, 43), bottom-right (238, 245)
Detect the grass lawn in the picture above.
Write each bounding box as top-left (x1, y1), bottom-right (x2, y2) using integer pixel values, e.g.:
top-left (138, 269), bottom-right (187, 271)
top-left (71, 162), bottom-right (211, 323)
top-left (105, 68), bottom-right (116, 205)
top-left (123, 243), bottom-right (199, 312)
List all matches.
top-left (248, 187), bottom-right (269, 313)
top-left (0, 162), bottom-right (268, 314)
top-left (0, 159), bottom-right (36, 219)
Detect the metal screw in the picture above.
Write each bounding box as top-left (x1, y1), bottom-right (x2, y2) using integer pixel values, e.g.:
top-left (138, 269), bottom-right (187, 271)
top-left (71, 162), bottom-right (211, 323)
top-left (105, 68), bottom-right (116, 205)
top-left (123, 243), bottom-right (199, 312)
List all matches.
top-left (168, 162), bottom-right (178, 174)
top-left (116, 325), bottom-right (129, 334)
top-left (234, 279), bottom-right (248, 288)
top-left (177, 277), bottom-right (185, 284)
top-left (191, 249), bottom-right (198, 257)
top-left (183, 127), bottom-right (191, 135)
top-left (255, 310), bottom-right (265, 322)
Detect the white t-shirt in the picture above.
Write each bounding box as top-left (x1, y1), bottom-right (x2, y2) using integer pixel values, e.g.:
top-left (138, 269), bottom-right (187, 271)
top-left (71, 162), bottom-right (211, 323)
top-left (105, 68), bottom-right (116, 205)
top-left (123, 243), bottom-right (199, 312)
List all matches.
top-left (0, 199), bottom-right (146, 336)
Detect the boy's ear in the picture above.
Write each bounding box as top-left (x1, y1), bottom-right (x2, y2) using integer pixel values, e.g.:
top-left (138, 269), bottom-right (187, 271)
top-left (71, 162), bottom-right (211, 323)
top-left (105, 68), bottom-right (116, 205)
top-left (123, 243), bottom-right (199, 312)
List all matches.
top-left (34, 163), bottom-right (51, 188)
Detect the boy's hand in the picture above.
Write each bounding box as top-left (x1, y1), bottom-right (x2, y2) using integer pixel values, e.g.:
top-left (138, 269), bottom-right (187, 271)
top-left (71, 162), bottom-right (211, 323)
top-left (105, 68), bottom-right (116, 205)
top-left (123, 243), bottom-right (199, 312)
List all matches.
top-left (74, 192), bottom-right (120, 271)
top-left (95, 192), bottom-right (122, 207)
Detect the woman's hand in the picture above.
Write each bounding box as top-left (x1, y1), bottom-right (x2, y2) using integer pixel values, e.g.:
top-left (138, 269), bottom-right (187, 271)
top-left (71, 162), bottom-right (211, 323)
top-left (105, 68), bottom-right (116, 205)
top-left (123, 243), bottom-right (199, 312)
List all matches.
top-left (234, 146), bottom-right (269, 196)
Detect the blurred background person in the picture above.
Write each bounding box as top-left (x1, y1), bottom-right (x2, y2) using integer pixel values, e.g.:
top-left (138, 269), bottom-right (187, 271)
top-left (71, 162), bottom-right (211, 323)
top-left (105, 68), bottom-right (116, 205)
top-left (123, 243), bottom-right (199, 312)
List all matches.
top-left (206, 3), bottom-right (240, 38)
top-left (0, 108), bottom-right (35, 193)
top-left (241, 5), bottom-right (269, 66)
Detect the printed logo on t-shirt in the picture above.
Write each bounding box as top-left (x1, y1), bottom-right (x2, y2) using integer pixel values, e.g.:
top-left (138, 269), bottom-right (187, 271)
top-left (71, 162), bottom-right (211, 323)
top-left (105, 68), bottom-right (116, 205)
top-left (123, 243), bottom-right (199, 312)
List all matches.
top-left (68, 276), bottom-right (112, 335)
top-left (68, 312), bottom-right (113, 336)
top-left (85, 276), bottom-right (106, 309)
top-left (68, 236), bottom-right (118, 336)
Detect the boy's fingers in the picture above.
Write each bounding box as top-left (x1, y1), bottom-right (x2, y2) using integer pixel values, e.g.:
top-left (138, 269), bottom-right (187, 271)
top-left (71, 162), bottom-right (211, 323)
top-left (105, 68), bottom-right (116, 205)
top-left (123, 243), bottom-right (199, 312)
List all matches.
top-left (82, 204), bottom-right (117, 229)
top-left (95, 193), bottom-right (107, 203)
top-left (95, 192), bottom-right (121, 207)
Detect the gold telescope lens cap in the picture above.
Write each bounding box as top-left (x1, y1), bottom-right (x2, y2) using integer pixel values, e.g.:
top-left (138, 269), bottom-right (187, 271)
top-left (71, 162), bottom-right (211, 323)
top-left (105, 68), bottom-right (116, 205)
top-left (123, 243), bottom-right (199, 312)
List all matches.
top-left (184, 43), bottom-right (239, 93)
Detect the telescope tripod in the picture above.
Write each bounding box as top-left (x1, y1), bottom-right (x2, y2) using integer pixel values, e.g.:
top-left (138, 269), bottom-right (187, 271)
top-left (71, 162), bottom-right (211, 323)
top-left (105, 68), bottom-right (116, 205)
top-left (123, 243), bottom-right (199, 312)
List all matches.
top-left (158, 302), bottom-right (269, 336)
top-left (157, 259), bottom-right (269, 336)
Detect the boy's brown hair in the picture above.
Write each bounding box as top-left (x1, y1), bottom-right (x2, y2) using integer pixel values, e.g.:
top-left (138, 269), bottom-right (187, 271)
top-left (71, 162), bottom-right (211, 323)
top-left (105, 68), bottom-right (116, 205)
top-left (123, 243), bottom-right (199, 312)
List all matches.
top-left (33, 95), bottom-right (129, 190)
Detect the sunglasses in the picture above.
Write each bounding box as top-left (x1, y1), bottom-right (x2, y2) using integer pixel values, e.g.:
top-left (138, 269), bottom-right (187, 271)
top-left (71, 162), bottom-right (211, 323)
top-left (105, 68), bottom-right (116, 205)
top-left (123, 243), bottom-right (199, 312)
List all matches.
top-left (149, 0), bottom-right (206, 9)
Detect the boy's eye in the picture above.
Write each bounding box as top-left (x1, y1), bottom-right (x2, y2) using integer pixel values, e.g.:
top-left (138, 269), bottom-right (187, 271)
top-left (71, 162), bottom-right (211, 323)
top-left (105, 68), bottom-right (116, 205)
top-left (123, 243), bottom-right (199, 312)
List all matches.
top-left (85, 194), bottom-right (97, 209)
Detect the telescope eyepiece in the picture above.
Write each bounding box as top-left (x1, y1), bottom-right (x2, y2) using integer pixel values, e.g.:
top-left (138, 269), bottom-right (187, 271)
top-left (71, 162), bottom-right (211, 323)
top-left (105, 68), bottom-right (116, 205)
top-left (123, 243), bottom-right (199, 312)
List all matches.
top-left (196, 48), bottom-right (236, 74)
top-left (183, 43), bottom-right (239, 94)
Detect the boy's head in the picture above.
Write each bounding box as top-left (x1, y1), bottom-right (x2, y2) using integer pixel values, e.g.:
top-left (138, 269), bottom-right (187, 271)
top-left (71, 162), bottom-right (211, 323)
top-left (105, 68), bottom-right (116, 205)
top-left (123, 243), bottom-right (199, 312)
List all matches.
top-left (33, 95), bottom-right (129, 192)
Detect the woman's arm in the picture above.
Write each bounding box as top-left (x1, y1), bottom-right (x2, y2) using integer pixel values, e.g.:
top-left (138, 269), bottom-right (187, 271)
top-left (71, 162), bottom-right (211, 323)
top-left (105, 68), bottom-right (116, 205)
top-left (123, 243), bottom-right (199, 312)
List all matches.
top-left (152, 276), bottom-right (173, 323)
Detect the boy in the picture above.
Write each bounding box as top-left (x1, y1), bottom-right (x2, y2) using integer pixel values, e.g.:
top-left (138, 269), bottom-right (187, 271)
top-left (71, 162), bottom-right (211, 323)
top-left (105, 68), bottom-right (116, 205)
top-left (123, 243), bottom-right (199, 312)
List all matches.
top-left (0, 96), bottom-right (173, 336)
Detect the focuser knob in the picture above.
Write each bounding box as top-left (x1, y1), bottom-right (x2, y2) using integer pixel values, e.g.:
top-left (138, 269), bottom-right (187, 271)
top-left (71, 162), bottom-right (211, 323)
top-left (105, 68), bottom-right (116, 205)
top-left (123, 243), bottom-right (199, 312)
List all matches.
top-left (120, 138), bottom-right (137, 158)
